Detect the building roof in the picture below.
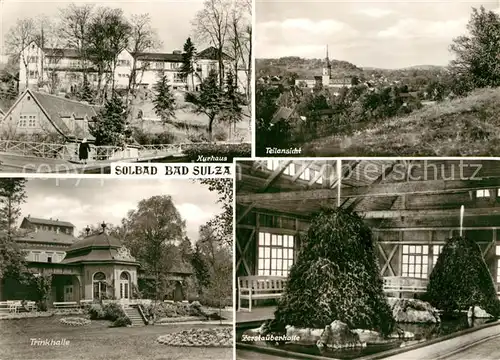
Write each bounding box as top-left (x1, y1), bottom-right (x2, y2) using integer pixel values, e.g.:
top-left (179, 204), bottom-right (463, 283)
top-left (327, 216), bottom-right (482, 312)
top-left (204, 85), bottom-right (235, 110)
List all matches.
top-left (42, 48), bottom-right (81, 59)
top-left (196, 46), bottom-right (232, 61)
top-left (15, 229), bottom-right (77, 246)
top-left (68, 231), bottom-right (122, 252)
top-left (3, 89), bottom-right (97, 141)
top-left (135, 52), bottom-right (183, 62)
top-left (271, 107), bottom-right (295, 125)
top-left (22, 216), bottom-right (75, 228)
top-left (62, 229), bottom-right (138, 265)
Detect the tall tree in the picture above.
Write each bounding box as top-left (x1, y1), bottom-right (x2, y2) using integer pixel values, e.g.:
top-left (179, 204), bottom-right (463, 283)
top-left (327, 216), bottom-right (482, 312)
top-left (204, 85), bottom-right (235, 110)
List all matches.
top-left (122, 196), bottom-right (186, 306)
top-left (0, 179), bottom-right (28, 279)
top-left (193, 0), bottom-right (231, 87)
top-left (86, 7), bottom-right (131, 99)
top-left (5, 18), bottom-right (36, 89)
top-left (185, 70), bottom-right (223, 141)
top-left (89, 94), bottom-right (130, 146)
top-left (180, 37), bottom-right (197, 90)
top-left (198, 178), bottom-right (233, 246)
top-left (191, 242), bottom-right (210, 295)
top-left (449, 6), bottom-right (500, 90)
top-left (220, 70), bottom-right (244, 137)
top-left (152, 75), bottom-right (176, 124)
top-left (127, 13), bottom-right (161, 99)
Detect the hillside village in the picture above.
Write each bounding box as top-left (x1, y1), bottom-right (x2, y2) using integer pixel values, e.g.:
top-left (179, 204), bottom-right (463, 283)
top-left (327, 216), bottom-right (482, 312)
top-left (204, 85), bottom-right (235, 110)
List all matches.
top-left (255, 7), bottom-right (494, 157)
top-left (0, 1), bottom-right (252, 164)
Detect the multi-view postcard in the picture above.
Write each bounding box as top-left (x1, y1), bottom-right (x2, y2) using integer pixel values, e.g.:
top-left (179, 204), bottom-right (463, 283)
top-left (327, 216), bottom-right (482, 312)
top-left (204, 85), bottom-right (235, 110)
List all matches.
top-left (0, 0), bottom-right (251, 174)
top-left (255, 1), bottom-right (500, 157)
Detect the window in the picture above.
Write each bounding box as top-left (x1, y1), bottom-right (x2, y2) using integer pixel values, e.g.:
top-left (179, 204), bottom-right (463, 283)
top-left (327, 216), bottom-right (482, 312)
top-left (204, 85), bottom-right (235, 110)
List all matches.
top-left (299, 168), bottom-right (311, 181)
top-left (93, 272), bottom-right (107, 300)
top-left (174, 73), bottom-right (184, 82)
top-left (266, 159), bottom-right (281, 171)
top-left (477, 189), bottom-right (490, 198)
top-left (47, 256), bottom-right (52, 263)
top-left (156, 62), bottom-right (164, 69)
top-left (401, 245), bottom-right (428, 278)
top-left (117, 60), bottom-right (130, 66)
top-left (258, 232), bottom-right (295, 276)
top-left (433, 245), bottom-right (443, 266)
top-left (28, 70), bottom-right (38, 79)
top-left (18, 116), bottom-right (27, 128)
top-left (34, 253), bottom-right (40, 262)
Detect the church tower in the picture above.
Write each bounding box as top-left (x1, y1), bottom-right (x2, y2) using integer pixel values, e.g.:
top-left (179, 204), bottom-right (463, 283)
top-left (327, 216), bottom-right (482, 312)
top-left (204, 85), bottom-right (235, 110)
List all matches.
top-left (322, 45), bottom-right (331, 86)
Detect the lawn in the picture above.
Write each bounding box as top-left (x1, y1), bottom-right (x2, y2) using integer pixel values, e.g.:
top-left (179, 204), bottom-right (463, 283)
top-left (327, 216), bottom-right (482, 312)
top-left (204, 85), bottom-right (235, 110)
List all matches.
top-left (302, 87), bottom-right (500, 156)
top-left (0, 316), bottom-right (232, 360)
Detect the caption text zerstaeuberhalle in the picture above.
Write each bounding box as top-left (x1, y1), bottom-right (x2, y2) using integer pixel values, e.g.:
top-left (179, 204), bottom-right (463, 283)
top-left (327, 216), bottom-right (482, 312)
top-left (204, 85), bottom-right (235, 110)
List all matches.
top-left (111, 163), bottom-right (233, 178)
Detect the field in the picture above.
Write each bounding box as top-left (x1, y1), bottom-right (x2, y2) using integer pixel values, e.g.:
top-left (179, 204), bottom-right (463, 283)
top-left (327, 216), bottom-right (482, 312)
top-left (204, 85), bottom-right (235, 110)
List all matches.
top-left (302, 87), bottom-right (500, 156)
top-left (0, 316), bottom-right (232, 360)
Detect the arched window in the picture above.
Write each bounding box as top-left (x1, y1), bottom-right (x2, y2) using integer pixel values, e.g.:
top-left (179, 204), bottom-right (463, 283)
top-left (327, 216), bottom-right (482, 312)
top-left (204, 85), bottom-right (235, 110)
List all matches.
top-left (119, 271), bottom-right (130, 299)
top-left (93, 272), bottom-right (106, 300)
top-left (120, 272), bottom-right (129, 280)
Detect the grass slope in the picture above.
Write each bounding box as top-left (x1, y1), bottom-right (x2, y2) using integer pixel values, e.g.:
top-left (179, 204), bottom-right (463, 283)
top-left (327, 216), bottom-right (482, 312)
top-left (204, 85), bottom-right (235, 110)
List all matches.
top-left (303, 87), bottom-right (500, 156)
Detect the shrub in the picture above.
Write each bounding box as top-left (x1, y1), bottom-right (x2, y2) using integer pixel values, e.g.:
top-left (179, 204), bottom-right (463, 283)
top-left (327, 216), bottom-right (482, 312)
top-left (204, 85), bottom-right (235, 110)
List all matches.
top-left (88, 304), bottom-right (105, 320)
top-left (426, 236), bottom-right (500, 316)
top-left (103, 303), bottom-right (125, 321)
top-left (183, 143), bottom-right (250, 162)
top-left (272, 208), bottom-right (395, 336)
top-left (112, 315), bottom-right (132, 327)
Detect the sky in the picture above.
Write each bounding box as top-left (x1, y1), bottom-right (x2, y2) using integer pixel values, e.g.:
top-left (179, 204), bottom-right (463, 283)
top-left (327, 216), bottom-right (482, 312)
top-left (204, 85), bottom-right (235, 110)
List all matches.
top-left (18, 177), bottom-right (223, 242)
top-left (1, 0), bottom-right (206, 55)
top-left (255, 0), bottom-right (500, 68)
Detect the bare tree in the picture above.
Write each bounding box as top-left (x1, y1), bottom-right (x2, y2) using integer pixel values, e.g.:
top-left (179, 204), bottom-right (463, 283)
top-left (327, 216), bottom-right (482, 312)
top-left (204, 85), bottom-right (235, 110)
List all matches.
top-left (127, 14), bottom-right (161, 101)
top-left (193, 0), bottom-right (231, 87)
top-left (86, 7), bottom-right (131, 101)
top-left (5, 18), bottom-right (36, 89)
top-left (226, 0), bottom-right (251, 101)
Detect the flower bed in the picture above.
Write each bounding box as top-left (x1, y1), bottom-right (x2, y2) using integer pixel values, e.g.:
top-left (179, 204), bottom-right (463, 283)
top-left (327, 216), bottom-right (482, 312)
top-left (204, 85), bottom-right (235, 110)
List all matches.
top-left (157, 327), bottom-right (233, 347)
top-left (156, 316), bottom-right (205, 324)
top-left (0, 312), bottom-right (54, 320)
top-left (60, 317), bottom-right (91, 326)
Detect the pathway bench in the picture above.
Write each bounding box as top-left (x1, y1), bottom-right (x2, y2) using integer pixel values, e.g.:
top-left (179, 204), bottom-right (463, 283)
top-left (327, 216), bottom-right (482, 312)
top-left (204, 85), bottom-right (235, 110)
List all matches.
top-left (53, 301), bottom-right (79, 309)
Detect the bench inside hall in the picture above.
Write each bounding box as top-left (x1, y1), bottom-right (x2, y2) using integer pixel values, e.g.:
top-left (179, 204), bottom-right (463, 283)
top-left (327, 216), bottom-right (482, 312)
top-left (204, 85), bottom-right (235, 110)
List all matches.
top-left (382, 276), bottom-right (428, 298)
top-left (238, 276), bottom-right (287, 312)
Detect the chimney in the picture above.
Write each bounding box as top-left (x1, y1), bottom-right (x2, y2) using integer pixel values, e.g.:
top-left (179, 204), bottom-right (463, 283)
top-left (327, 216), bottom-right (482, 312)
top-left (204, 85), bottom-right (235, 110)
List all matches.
top-left (85, 226), bottom-right (90, 237)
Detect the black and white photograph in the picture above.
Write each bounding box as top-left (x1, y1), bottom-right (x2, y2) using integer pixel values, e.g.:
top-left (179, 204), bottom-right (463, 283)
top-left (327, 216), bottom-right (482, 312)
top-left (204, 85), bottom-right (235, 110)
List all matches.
top-left (0, 176), bottom-right (233, 360)
top-left (255, 1), bottom-right (500, 157)
top-left (235, 159), bottom-right (500, 360)
top-left (0, 0), bottom-right (251, 173)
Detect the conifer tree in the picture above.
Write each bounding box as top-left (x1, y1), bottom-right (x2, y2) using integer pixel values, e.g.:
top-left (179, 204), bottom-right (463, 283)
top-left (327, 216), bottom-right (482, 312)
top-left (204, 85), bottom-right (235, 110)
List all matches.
top-left (273, 208), bottom-right (395, 336)
top-left (77, 75), bottom-right (94, 104)
top-left (180, 37), bottom-right (197, 90)
top-left (185, 70), bottom-right (223, 141)
top-left (220, 70), bottom-right (243, 134)
top-left (426, 235), bottom-right (500, 316)
top-left (152, 75), bottom-right (176, 124)
top-left (89, 94), bottom-right (130, 146)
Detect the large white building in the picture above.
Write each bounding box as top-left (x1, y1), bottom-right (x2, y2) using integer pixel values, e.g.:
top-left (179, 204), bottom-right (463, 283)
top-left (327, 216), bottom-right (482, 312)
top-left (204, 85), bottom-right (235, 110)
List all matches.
top-left (19, 41), bottom-right (244, 93)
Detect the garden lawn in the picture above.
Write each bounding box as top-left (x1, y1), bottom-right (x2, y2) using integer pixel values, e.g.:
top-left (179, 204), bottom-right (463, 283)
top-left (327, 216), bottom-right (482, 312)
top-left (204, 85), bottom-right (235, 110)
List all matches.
top-left (0, 316), bottom-right (232, 360)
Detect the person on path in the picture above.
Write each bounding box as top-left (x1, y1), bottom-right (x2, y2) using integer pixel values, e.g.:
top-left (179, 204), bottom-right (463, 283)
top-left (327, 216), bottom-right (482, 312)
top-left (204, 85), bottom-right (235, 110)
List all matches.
top-left (79, 138), bottom-right (91, 164)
